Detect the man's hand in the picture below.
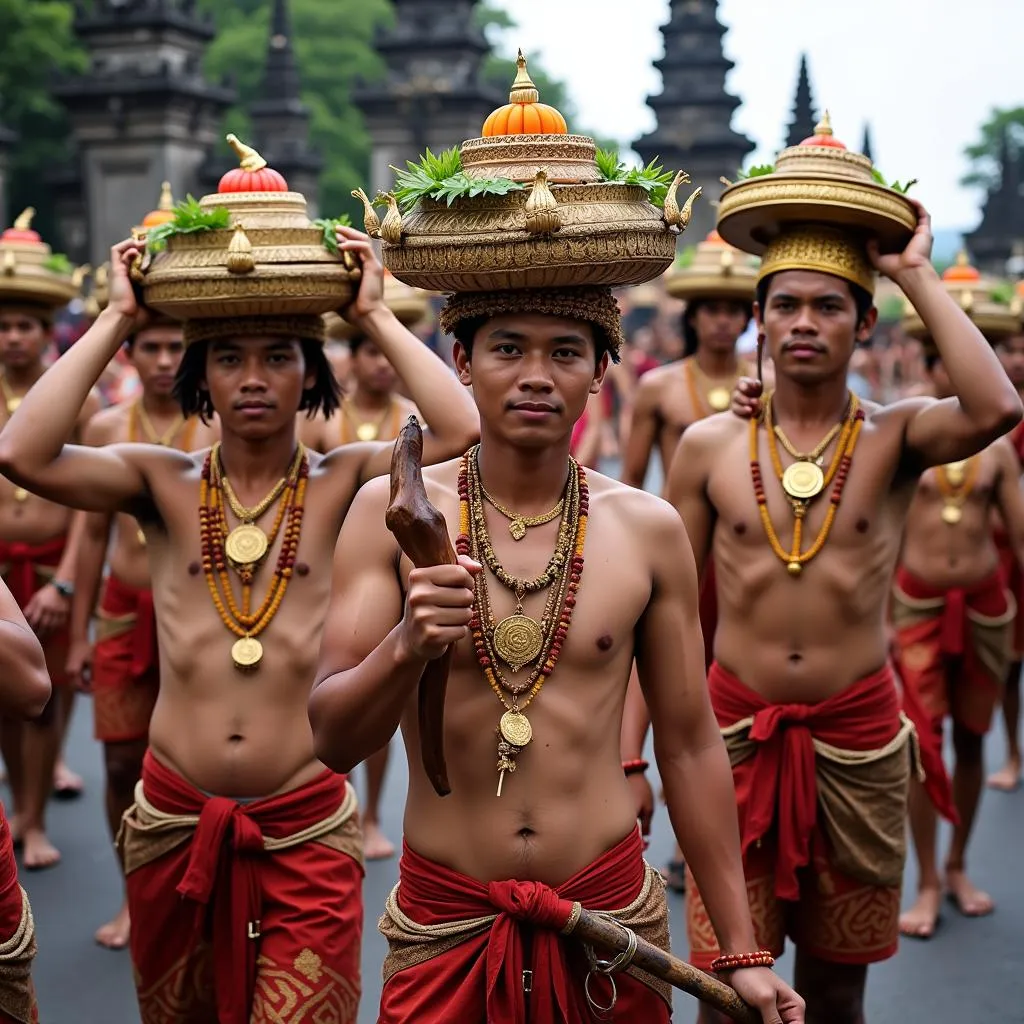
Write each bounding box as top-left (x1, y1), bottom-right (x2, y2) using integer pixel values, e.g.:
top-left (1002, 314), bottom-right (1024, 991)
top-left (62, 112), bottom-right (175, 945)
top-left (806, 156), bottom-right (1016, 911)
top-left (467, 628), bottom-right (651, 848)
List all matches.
top-left (867, 199), bottom-right (935, 283)
top-left (24, 583), bottom-right (71, 639)
top-left (337, 226), bottom-right (387, 323)
top-left (730, 377), bottom-right (763, 421)
top-left (106, 238), bottom-right (153, 333)
top-left (726, 968), bottom-right (805, 1024)
top-left (66, 636), bottom-right (93, 693)
top-left (627, 771), bottom-right (654, 841)
top-left (397, 556), bottom-right (480, 662)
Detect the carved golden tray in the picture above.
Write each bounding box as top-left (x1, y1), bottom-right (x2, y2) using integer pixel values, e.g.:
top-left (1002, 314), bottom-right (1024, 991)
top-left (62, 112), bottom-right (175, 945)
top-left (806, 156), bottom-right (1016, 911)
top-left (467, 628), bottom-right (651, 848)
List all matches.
top-left (460, 134), bottom-right (601, 184)
top-left (378, 179), bottom-right (683, 293)
top-left (141, 191), bottom-right (359, 320)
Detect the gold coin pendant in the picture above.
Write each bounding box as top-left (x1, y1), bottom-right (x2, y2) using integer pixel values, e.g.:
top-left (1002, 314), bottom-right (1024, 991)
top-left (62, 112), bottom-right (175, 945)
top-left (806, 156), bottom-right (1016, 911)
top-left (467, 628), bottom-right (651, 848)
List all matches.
top-left (708, 387), bottom-right (731, 413)
top-left (225, 524), bottom-right (269, 566)
top-left (356, 422), bottom-right (379, 442)
top-left (941, 504), bottom-right (963, 525)
top-left (944, 461), bottom-right (966, 486)
top-left (509, 519), bottom-right (527, 541)
top-left (499, 710), bottom-right (533, 748)
top-left (6, 398), bottom-right (20, 414)
top-left (492, 613), bottom-right (544, 672)
top-left (231, 636), bottom-right (264, 669)
top-left (137, 528), bottom-right (146, 546)
top-left (782, 461), bottom-right (825, 501)
top-left (12, 487), bottom-right (27, 503)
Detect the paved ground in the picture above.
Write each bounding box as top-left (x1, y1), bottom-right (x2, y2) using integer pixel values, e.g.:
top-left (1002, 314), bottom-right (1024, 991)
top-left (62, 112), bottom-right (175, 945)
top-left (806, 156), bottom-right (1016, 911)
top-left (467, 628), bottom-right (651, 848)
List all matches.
top-left (18, 697), bottom-right (1024, 1022)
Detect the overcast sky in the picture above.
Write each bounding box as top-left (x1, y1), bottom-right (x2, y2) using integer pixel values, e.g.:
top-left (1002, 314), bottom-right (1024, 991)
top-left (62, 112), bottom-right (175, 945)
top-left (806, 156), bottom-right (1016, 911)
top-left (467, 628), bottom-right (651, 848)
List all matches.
top-left (502, 0), bottom-right (1020, 231)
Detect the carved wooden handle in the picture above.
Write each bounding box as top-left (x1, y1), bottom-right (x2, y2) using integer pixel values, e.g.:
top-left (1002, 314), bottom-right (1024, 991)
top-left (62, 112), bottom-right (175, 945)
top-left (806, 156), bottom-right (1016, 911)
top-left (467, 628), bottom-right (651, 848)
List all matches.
top-left (385, 417), bottom-right (456, 797)
top-left (569, 909), bottom-right (760, 1024)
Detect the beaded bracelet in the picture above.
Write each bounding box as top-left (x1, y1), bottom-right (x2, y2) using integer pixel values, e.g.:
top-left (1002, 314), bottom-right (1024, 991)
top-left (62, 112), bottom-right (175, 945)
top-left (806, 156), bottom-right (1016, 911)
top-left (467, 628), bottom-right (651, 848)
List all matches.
top-left (710, 951), bottom-right (776, 973)
top-left (622, 759), bottom-right (649, 777)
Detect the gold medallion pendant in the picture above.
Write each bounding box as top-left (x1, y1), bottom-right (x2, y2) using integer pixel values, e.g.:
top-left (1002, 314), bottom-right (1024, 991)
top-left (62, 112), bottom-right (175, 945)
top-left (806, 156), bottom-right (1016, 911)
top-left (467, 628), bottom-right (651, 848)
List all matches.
top-left (5, 397), bottom-right (20, 414)
top-left (499, 709), bottom-right (533, 748)
top-left (356, 422), bottom-right (379, 442)
top-left (944, 461), bottom-right (966, 486)
top-left (492, 613), bottom-right (544, 672)
top-left (225, 523), bottom-right (269, 566)
top-left (137, 528), bottom-right (146, 546)
top-left (508, 518), bottom-right (528, 542)
top-left (941, 504), bottom-right (962, 525)
top-left (708, 387), bottom-right (731, 413)
top-left (231, 636), bottom-right (264, 669)
top-left (12, 487), bottom-right (27, 503)
top-left (782, 461), bottom-right (825, 501)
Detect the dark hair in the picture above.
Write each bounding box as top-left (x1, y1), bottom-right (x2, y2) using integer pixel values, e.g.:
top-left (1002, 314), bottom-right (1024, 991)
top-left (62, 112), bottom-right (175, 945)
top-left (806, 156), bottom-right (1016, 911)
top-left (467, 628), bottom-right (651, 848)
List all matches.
top-left (681, 298), bottom-right (754, 358)
top-left (756, 273), bottom-right (874, 327)
top-left (452, 315), bottom-right (616, 366)
top-left (347, 332), bottom-right (369, 354)
top-left (173, 337), bottom-right (342, 422)
top-left (924, 351), bottom-right (940, 372)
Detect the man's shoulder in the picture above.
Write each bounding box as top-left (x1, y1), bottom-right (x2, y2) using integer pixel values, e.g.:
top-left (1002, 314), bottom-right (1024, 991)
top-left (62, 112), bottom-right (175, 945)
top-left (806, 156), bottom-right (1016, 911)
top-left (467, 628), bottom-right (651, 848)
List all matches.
top-left (589, 472), bottom-right (682, 533)
top-left (681, 409), bottom-right (746, 448)
top-left (83, 400), bottom-right (130, 443)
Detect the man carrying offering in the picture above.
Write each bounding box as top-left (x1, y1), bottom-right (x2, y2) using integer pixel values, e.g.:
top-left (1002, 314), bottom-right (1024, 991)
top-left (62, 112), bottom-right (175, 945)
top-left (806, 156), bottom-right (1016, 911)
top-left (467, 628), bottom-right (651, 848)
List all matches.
top-left (0, 137), bottom-right (478, 1024)
top-left (653, 116), bottom-right (1022, 1023)
top-left (0, 210), bottom-right (96, 869)
top-left (891, 262), bottom-right (1024, 936)
top-left (311, 53), bottom-right (802, 1024)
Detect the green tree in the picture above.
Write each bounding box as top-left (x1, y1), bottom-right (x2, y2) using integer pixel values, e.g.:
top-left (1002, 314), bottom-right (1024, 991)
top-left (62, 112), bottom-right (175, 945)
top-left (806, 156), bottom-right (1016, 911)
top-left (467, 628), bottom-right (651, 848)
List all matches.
top-left (197, 0), bottom-right (392, 222)
top-left (0, 0), bottom-right (84, 236)
top-left (961, 107), bottom-right (1024, 192)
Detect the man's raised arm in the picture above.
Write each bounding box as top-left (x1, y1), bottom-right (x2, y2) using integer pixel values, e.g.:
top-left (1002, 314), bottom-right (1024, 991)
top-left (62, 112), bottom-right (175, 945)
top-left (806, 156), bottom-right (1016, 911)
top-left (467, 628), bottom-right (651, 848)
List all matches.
top-left (310, 477), bottom-right (478, 773)
top-left (0, 241), bottom-right (153, 513)
top-left (881, 205), bottom-right (1023, 466)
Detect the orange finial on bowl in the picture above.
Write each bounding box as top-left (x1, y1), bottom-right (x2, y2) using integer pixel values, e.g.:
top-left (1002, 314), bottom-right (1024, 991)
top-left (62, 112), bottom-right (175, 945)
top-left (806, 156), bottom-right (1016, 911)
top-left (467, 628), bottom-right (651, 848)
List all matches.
top-left (481, 50), bottom-right (568, 137)
top-left (219, 134), bottom-right (289, 193)
top-left (942, 251), bottom-right (981, 283)
top-left (801, 110), bottom-right (847, 150)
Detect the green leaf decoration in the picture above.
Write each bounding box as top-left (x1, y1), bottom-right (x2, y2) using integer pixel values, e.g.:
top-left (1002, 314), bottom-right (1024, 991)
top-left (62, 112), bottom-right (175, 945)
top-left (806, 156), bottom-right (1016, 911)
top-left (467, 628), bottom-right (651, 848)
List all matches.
top-left (389, 147), bottom-right (524, 212)
top-left (870, 167), bottom-right (917, 194)
top-left (595, 151), bottom-right (676, 207)
top-left (878, 295), bottom-right (907, 321)
top-left (594, 147), bottom-right (626, 181)
top-left (991, 282), bottom-right (1015, 306)
top-left (145, 196), bottom-right (232, 253)
top-left (675, 246), bottom-right (697, 269)
top-left (737, 163), bottom-right (776, 179)
top-left (311, 214), bottom-right (353, 254)
top-left (42, 252), bottom-right (73, 275)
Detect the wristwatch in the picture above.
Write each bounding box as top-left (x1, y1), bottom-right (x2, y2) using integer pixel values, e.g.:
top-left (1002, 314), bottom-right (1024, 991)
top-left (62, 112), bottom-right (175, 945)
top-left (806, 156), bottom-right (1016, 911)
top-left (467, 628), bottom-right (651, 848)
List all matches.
top-left (50, 579), bottom-right (75, 599)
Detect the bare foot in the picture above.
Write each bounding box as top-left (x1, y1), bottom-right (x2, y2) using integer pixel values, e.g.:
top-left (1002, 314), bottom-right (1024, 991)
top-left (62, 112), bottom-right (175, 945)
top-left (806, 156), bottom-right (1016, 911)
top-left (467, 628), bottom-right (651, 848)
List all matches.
top-left (987, 758), bottom-right (1021, 792)
top-left (946, 869), bottom-right (994, 917)
top-left (22, 828), bottom-right (60, 871)
top-left (362, 820), bottom-right (395, 861)
top-left (52, 762), bottom-right (84, 800)
top-left (899, 886), bottom-right (942, 939)
top-left (94, 904), bottom-right (131, 950)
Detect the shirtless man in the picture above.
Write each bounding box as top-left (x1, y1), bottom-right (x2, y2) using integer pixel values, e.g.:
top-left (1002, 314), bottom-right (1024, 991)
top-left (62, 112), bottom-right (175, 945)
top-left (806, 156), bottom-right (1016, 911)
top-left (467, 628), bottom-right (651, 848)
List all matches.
top-left (892, 344), bottom-right (1024, 938)
top-left (0, 577), bottom-right (52, 1023)
top-left (310, 286), bottom-right (802, 1024)
top-left (0, 299), bottom-right (98, 869)
top-left (300, 324), bottom-right (421, 861)
top-left (988, 325), bottom-right (1024, 791)
top-left (655, 205), bottom-right (1022, 1024)
top-left (0, 227), bottom-right (478, 1023)
top-left (67, 321), bottom-right (217, 949)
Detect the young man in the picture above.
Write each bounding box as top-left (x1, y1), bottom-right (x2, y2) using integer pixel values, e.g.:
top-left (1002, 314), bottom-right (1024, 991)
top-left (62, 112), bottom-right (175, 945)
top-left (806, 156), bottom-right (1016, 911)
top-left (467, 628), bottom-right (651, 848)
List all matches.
top-left (657, 205), bottom-right (1022, 1024)
top-left (67, 320), bottom-right (218, 950)
top-left (988, 323), bottom-right (1024, 791)
top-left (892, 337), bottom-right (1024, 938)
top-left (0, 226), bottom-right (478, 1024)
top-left (311, 285), bottom-right (802, 1024)
top-left (0, 226), bottom-right (98, 869)
top-left (301, 312), bottom-right (424, 862)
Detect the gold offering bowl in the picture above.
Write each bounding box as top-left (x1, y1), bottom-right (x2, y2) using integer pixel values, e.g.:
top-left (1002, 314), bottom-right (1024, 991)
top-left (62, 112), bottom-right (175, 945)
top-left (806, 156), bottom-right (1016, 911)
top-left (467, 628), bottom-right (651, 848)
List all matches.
top-left (0, 240), bottom-right (79, 308)
top-left (717, 144), bottom-right (918, 255)
top-left (381, 181), bottom-right (679, 293)
top-left (141, 191), bottom-right (359, 320)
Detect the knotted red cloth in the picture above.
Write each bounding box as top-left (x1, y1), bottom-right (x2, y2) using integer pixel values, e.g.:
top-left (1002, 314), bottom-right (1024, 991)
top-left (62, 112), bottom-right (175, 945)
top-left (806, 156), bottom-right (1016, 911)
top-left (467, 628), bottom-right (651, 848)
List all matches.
top-left (709, 661), bottom-right (911, 901)
top-left (0, 536), bottom-right (65, 609)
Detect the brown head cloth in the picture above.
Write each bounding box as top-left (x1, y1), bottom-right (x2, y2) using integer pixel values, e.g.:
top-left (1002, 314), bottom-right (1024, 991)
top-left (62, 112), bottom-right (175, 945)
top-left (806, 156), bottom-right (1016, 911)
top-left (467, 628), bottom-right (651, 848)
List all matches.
top-left (183, 314), bottom-right (326, 348)
top-left (439, 286), bottom-right (623, 361)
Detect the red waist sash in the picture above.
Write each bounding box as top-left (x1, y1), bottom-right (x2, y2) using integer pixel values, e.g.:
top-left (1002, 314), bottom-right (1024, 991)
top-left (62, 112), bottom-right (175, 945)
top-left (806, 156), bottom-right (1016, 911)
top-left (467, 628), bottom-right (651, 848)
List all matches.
top-left (99, 573), bottom-right (156, 679)
top-left (0, 536), bottom-right (66, 608)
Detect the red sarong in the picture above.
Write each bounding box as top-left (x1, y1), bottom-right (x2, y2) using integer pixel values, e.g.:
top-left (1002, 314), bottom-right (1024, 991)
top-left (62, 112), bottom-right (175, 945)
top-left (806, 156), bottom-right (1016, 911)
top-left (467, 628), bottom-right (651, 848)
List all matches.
top-left (0, 536), bottom-right (69, 687)
top-left (379, 828), bottom-right (670, 1024)
top-left (121, 752), bottom-right (364, 1024)
top-left (892, 565), bottom-right (1012, 749)
top-left (92, 574), bottom-right (158, 743)
top-left (709, 661), bottom-right (911, 900)
top-left (0, 807), bottom-right (37, 1023)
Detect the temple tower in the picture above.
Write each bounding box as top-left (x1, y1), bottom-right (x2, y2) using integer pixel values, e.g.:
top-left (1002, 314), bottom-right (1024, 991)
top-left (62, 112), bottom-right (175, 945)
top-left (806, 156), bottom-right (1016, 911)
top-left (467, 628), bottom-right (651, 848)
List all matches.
top-left (966, 127), bottom-right (1024, 277)
top-left (52, 0), bottom-right (235, 266)
top-left (354, 0), bottom-right (503, 194)
top-left (634, 0), bottom-right (754, 241)
top-left (860, 124), bottom-right (875, 165)
top-left (784, 54), bottom-right (817, 149)
top-left (0, 113), bottom-right (15, 225)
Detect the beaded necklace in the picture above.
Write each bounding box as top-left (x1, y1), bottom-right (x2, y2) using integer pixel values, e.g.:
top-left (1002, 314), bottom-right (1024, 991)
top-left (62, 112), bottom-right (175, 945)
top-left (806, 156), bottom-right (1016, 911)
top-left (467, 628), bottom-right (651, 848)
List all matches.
top-left (456, 446), bottom-right (588, 795)
top-left (199, 444), bottom-right (308, 670)
top-left (751, 392), bottom-right (864, 577)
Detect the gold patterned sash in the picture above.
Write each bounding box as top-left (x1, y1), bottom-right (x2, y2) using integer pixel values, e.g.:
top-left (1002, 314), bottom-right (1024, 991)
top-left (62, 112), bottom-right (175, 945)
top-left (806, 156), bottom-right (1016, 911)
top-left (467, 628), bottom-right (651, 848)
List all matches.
top-left (0, 887), bottom-right (37, 1024)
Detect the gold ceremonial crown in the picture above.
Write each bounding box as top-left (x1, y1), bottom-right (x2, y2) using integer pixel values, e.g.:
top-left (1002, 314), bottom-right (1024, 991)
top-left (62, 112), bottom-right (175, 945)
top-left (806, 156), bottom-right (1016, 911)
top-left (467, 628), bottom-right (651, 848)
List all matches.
top-left (903, 252), bottom-right (1020, 343)
top-left (666, 229), bottom-right (759, 302)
